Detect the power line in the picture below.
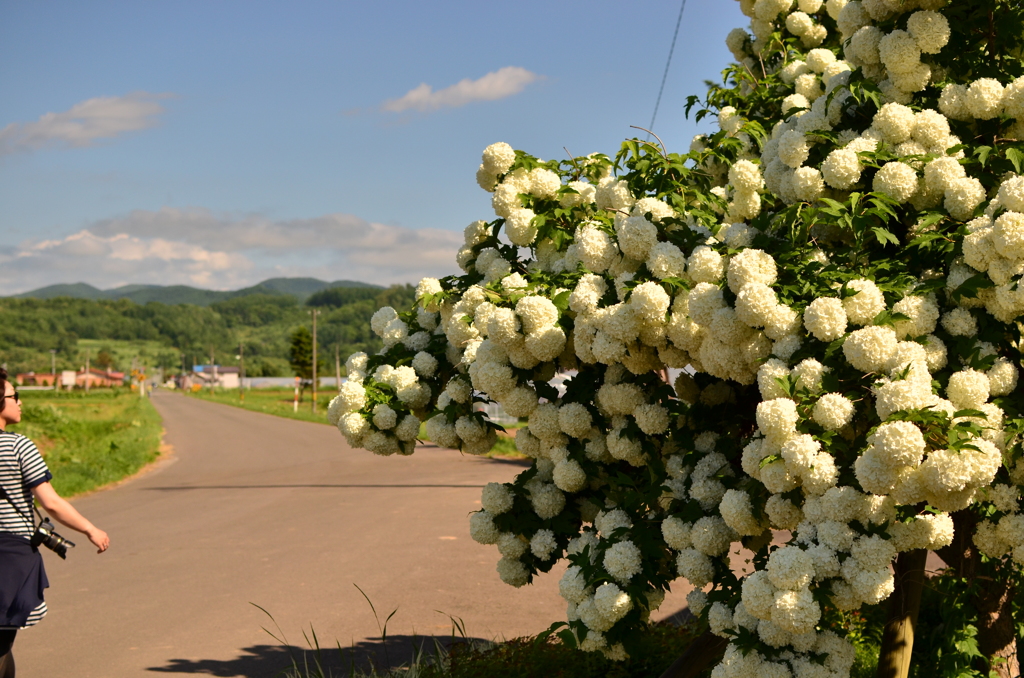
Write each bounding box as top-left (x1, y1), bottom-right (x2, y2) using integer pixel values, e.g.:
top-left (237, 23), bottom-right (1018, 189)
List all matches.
top-left (648, 0), bottom-right (688, 137)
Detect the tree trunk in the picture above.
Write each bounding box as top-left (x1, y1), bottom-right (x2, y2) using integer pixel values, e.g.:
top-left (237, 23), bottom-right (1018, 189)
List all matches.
top-left (658, 630), bottom-right (728, 678)
top-left (937, 511), bottom-right (1020, 678)
top-left (876, 549), bottom-right (927, 678)
top-left (978, 578), bottom-right (1020, 678)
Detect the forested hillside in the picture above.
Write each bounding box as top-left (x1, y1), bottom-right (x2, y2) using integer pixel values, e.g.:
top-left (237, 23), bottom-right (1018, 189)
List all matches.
top-left (13, 277), bottom-right (376, 305)
top-left (0, 284), bottom-right (415, 377)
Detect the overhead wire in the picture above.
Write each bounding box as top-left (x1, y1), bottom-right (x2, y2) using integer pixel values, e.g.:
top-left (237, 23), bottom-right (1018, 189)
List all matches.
top-left (647, 0), bottom-right (689, 140)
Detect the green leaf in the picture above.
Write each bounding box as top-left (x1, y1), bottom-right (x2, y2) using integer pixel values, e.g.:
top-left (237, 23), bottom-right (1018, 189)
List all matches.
top-left (685, 95), bottom-right (701, 119)
top-left (534, 621), bottom-right (569, 646)
top-left (915, 212), bottom-right (947, 231)
top-left (556, 628), bottom-right (578, 648)
top-left (872, 310), bottom-right (911, 328)
top-left (552, 290), bottom-right (571, 313)
top-left (952, 409), bottom-right (986, 419)
top-left (774, 375), bottom-right (795, 397)
top-left (817, 198), bottom-right (848, 217)
top-left (1007, 147), bottom-right (1024, 174)
top-left (871, 226), bottom-right (900, 246)
top-left (824, 335), bottom-right (847, 359)
top-left (907, 231), bottom-right (951, 251)
top-left (975, 146), bottom-right (993, 167)
top-left (950, 274), bottom-right (995, 303)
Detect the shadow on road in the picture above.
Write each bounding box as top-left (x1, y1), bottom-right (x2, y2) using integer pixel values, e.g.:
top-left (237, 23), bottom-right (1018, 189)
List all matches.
top-left (146, 613), bottom-right (695, 677)
top-left (146, 634), bottom-right (492, 677)
top-left (143, 484), bottom-right (488, 490)
top-left (659, 606), bottom-right (694, 626)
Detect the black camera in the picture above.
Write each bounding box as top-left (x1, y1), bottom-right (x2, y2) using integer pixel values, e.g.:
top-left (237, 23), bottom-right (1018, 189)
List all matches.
top-left (31, 518), bottom-right (75, 559)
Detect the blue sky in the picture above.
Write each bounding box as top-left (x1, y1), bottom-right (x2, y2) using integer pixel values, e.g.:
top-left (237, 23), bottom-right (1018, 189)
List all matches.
top-left (0, 0), bottom-right (745, 295)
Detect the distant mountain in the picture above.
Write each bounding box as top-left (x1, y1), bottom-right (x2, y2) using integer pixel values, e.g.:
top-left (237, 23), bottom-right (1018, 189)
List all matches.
top-left (15, 283), bottom-right (107, 300)
top-left (231, 277), bottom-right (373, 299)
top-left (11, 278), bottom-right (381, 306)
top-left (100, 284), bottom-right (232, 306)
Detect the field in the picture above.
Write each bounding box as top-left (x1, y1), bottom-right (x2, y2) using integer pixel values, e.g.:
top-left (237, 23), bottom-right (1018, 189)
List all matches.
top-left (9, 389), bottom-right (164, 497)
top-left (77, 338), bottom-right (183, 375)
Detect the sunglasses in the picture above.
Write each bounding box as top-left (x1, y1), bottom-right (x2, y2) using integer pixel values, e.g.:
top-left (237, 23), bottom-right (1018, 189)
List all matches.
top-left (4, 392), bottom-right (19, 403)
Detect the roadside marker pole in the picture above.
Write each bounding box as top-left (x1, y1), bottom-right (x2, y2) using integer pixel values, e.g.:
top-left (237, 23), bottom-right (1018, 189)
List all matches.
top-left (311, 308), bottom-right (319, 414)
top-left (335, 344), bottom-right (342, 394)
top-left (293, 377), bottom-right (300, 413)
top-left (239, 343), bottom-right (245, 403)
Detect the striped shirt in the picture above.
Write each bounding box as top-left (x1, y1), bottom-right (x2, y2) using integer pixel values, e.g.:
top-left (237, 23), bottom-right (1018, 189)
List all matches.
top-left (0, 431), bottom-right (52, 628)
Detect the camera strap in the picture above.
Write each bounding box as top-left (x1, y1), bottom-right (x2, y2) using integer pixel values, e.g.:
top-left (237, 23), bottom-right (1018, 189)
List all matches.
top-left (0, 483), bottom-right (39, 534)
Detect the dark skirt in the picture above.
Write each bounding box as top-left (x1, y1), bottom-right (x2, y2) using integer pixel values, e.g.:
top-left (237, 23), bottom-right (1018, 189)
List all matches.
top-left (0, 533), bottom-right (48, 628)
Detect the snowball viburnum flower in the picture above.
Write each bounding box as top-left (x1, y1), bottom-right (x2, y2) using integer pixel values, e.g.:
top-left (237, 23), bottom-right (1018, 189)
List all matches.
top-left (333, 8), bottom-right (1024, 670)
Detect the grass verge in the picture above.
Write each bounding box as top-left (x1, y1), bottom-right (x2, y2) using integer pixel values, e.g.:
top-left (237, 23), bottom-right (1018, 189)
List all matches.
top-left (187, 387), bottom-right (529, 459)
top-left (186, 387), bottom-right (334, 425)
top-left (10, 389), bottom-right (163, 497)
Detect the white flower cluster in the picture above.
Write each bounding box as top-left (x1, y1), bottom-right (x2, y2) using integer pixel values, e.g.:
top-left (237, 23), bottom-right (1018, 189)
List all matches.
top-left (954, 175), bottom-right (1024, 322)
top-left (330, 0), bottom-right (1024, 670)
top-left (728, 0), bottom-right (1024, 246)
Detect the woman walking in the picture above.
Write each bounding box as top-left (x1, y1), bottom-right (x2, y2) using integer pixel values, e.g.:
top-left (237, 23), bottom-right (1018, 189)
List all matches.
top-left (0, 369), bottom-right (109, 677)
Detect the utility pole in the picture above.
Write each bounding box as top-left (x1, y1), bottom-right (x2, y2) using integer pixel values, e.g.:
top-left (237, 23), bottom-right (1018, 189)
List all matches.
top-left (49, 349), bottom-right (57, 391)
top-left (85, 349), bottom-right (91, 393)
top-left (335, 344), bottom-right (342, 394)
top-left (311, 309), bottom-right (319, 414)
top-left (210, 348), bottom-right (216, 394)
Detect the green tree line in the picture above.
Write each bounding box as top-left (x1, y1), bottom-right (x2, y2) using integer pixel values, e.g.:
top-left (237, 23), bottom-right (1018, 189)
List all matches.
top-left (0, 285), bottom-right (415, 378)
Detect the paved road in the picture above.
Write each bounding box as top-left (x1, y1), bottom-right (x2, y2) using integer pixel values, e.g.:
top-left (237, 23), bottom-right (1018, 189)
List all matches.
top-left (15, 391), bottom-right (689, 677)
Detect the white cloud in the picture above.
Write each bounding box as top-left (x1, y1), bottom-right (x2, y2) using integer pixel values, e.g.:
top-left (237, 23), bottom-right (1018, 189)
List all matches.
top-left (381, 66), bottom-right (541, 113)
top-left (0, 92), bottom-right (169, 156)
top-left (0, 208), bottom-right (462, 295)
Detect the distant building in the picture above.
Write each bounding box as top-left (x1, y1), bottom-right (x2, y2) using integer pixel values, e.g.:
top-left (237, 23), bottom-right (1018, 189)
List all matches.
top-left (16, 372), bottom-right (58, 387)
top-left (190, 365), bottom-right (240, 389)
top-left (79, 368), bottom-right (127, 388)
top-left (16, 367), bottom-right (125, 388)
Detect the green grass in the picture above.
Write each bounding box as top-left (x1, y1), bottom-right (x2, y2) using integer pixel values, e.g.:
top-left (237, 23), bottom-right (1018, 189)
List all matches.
top-left (186, 387), bottom-right (334, 425)
top-left (488, 435), bottom-right (519, 456)
top-left (487, 432), bottom-right (526, 459)
top-left (9, 389), bottom-right (163, 497)
top-left (187, 388), bottom-right (529, 458)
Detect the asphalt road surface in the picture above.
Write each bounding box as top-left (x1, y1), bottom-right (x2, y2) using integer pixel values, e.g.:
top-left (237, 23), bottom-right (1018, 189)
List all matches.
top-left (15, 391), bottom-right (690, 677)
